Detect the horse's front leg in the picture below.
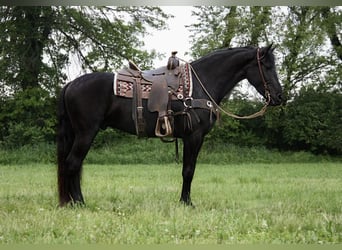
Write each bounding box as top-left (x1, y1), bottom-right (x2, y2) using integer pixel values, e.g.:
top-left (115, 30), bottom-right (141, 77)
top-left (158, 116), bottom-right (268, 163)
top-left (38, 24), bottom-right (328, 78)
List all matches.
top-left (180, 132), bottom-right (204, 206)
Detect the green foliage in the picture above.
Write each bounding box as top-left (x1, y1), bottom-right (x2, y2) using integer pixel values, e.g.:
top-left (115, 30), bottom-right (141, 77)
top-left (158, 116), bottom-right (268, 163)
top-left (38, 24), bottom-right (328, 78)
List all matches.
top-left (0, 7), bottom-right (54, 91)
top-left (281, 88), bottom-right (342, 154)
top-left (0, 6), bottom-right (168, 93)
top-left (189, 7), bottom-right (341, 100)
top-left (207, 98), bottom-right (266, 146)
top-left (204, 89), bottom-right (342, 155)
top-left (0, 87), bottom-right (56, 148)
top-left (188, 7), bottom-right (235, 58)
top-left (277, 7), bottom-right (341, 100)
top-left (188, 7), bottom-right (272, 58)
top-left (4, 123), bottom-right (45, 148)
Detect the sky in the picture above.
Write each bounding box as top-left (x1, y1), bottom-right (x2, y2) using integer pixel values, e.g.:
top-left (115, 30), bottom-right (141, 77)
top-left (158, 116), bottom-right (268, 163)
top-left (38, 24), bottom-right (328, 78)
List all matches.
top-left (142, 6), bottom-right (195, 67)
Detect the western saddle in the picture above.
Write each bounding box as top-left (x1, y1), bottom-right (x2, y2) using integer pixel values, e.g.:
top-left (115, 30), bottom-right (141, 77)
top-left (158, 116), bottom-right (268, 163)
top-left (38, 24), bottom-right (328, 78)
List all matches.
top-left (114, 52), bottom-right (216, 138)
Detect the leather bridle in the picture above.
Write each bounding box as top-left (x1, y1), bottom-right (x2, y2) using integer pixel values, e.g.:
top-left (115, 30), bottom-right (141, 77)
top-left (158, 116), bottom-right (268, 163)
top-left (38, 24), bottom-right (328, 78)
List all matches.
top-left (178, 47), bottom-right (272, 120)
top-left (256, 48), bottom-right (271, 106)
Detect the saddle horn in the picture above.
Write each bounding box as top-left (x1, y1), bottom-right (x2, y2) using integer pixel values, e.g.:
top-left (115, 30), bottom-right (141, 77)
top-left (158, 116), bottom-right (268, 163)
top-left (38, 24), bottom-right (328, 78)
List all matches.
top-left (167, 51), bottom-right (179, 70)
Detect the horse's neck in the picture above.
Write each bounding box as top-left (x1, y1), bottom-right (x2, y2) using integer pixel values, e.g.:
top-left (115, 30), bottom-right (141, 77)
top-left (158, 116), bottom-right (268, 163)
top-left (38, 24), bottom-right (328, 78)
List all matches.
top-left (191, 50), bottom-right (252, 104)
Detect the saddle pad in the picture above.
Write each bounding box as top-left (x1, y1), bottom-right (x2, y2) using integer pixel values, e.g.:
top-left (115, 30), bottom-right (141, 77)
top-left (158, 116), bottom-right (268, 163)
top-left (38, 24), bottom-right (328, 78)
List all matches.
top-left (113, 63), bottom-right (193, 99)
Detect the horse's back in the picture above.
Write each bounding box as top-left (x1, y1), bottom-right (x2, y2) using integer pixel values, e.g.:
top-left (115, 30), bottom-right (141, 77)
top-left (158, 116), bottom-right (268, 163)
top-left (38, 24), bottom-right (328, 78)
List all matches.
top-left (65, 72), bottom-right (114, 96)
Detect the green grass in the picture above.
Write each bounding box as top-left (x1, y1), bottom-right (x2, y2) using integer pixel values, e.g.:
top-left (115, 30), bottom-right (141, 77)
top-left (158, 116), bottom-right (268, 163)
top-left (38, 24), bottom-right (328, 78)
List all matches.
top-left (1, 163), bottom-right (342, 244)
top-left (0, 139), bottom-right (339, 165)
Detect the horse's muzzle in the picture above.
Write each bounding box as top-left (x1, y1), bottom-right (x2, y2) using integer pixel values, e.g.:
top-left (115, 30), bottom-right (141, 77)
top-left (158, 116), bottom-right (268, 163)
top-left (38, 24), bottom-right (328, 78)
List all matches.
top-left (269, 93), bottom-right (284, 106)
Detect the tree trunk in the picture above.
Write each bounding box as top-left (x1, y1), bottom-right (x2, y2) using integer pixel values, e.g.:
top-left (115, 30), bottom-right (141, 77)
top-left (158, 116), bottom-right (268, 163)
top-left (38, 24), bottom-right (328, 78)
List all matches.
top-left (319, 7), bottom-right (342, 61)
top-left (13, 7), bottom-right (52, 90)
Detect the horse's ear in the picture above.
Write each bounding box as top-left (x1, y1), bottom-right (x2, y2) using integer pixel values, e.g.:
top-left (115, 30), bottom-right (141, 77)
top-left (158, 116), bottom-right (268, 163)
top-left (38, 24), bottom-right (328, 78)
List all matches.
top-left (262, 43), bottom-right (275, 56)
top-left (270, 43), bottom-right (277, 53)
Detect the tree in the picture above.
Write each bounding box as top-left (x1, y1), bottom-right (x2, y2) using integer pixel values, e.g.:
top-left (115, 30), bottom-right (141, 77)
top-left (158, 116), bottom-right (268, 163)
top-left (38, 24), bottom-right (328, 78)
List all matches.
top-left (276, 6), bottom-right (341, 100)
top-left (318, 7), bottom-right (342, 61)
top-left (0, 6), bottom-right (169, 146)
top-left (188, 6), bottom-right (272, 59)
top-left (187, 6), bottom-right (237, 58)
top-left (314, 7), bottom-right (342, 92)
top-left (0, 6), bottom-right (168, 95)
top-left (188, 6), bottom-right (341, 99)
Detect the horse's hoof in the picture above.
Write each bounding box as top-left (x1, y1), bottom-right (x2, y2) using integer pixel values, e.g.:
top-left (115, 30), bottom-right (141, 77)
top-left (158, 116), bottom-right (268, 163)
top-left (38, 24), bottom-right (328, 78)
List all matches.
top-left (71, 200), bottom-right (85, 208)
top-left (179, 199), bottom-right (195, 208)
top-left (59, 200), bottom-right (85, 208)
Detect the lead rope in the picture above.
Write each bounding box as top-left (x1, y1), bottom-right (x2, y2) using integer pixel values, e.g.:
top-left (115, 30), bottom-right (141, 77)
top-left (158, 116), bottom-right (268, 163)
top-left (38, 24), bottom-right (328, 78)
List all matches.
top-left (177, 49), bottom-right (271, 120)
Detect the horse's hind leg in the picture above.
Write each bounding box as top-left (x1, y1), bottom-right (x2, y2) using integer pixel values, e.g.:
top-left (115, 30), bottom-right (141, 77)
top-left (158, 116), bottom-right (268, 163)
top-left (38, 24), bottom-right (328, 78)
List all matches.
top-left (62, 130), bottom-right (98, 206)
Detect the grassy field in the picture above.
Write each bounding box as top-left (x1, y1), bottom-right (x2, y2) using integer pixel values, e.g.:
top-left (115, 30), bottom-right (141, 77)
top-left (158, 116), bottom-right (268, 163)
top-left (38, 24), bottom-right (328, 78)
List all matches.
top-left (0, 139), bottom-right (339, 165)
top-left (0, 162), bottom-right (342, 244)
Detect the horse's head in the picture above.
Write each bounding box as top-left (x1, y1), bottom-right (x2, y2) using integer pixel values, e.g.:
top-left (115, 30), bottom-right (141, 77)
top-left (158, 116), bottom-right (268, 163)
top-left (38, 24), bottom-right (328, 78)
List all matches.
top-left (246, 44), bottom-right (283, 106)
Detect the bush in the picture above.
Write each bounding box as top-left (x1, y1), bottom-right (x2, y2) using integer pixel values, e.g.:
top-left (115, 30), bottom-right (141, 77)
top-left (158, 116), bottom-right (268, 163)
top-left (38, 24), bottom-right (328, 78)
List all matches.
top-left (207, 98), bottom-right (266, 146)
top-left (2, 122), bottom-right (45, 148)
top-left (0, 87), bottom-right (56, 148)
top-left (280, 88), bottom-right (342, 154)
top-left (207, 88), bottom-right (342, 155)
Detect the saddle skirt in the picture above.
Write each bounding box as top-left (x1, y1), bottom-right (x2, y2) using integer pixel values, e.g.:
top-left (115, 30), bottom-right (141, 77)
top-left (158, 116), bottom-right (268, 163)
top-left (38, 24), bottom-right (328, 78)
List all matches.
top-left (113, 63), bottom-right (193, 100)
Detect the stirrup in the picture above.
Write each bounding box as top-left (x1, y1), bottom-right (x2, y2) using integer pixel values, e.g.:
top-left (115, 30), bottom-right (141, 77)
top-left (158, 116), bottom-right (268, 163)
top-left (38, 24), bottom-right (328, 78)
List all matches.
top-left (155, 116), bottom-right (173, 137)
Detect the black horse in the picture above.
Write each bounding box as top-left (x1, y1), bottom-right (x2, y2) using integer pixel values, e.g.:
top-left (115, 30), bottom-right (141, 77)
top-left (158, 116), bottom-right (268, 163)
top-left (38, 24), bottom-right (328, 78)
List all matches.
top-left (57, 45), bottom-right (283, 206)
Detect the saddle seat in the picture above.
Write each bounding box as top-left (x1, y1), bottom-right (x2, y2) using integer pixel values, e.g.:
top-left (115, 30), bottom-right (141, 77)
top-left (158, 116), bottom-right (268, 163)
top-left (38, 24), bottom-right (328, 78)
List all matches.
top-left (141, 66), bottom-right (181, 90)
top-left (140, 51), bottom-right (180, 90)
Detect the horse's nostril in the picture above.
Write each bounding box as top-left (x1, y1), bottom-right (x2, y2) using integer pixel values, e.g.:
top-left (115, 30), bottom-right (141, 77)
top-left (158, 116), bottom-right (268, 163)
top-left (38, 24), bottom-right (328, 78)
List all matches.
top-left (270, 93), bottom-right (284, 106)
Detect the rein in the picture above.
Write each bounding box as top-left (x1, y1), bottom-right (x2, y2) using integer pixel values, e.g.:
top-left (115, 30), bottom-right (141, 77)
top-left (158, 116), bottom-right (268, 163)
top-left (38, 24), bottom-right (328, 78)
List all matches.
top-left (178, 48), bottom-right (271, 120)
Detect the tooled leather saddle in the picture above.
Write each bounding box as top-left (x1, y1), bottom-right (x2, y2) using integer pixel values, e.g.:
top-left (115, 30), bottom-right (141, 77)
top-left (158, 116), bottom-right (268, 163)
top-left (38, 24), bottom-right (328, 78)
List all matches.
top-left (113, 52), bottom-right (193, 138)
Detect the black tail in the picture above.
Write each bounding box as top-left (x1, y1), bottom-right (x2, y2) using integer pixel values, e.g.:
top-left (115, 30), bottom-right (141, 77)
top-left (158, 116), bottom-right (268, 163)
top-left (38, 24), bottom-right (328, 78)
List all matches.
top-left (57, 83), bottom-right (74, 206)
